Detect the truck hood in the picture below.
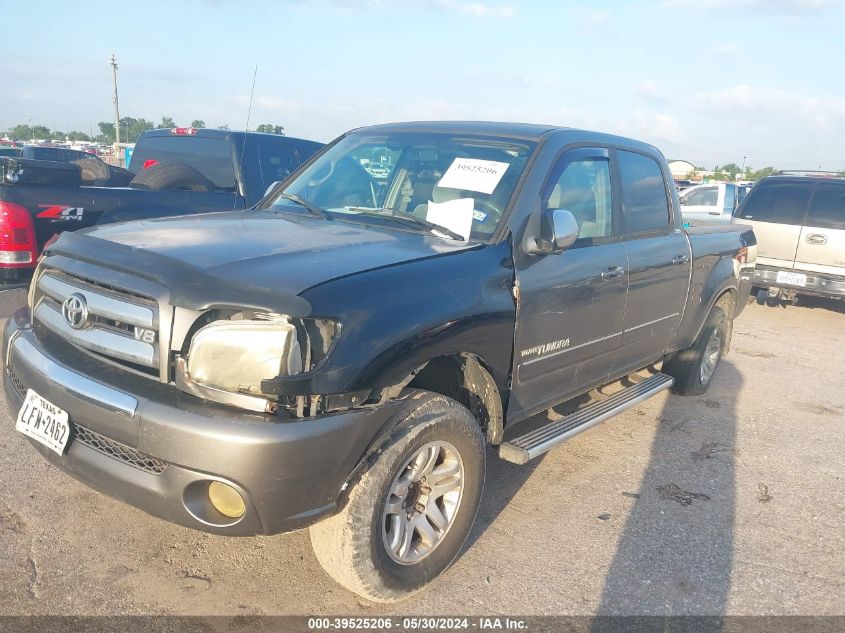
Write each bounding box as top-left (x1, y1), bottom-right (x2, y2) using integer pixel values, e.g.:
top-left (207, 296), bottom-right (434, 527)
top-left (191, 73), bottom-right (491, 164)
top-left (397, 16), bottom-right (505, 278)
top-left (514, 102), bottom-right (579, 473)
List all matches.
top-left (48, 209), bottom-right (477, 315)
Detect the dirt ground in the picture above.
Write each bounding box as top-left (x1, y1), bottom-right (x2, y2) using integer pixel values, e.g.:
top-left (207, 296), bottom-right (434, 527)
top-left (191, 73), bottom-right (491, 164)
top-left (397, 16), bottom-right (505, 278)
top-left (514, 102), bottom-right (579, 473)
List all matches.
top-left (0, 295), bottom-right (842, 617)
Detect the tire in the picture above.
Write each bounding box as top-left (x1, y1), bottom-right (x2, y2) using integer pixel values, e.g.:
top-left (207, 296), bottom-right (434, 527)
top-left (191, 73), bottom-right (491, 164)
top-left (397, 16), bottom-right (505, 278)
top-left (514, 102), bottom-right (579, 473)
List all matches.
top-left (309, 391), bottom-right (486, 603)
top-left (663, 306), bottom-right (727, 396)
top-left (129, 162), bottom-right (215, 192)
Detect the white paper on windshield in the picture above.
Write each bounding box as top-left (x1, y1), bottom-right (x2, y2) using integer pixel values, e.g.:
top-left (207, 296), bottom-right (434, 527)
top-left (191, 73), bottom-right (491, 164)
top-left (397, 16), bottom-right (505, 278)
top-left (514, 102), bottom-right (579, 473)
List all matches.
top-left (426, 198), bottom-right (474, 241)
top-left (436, 158), bottom-right (510, 195)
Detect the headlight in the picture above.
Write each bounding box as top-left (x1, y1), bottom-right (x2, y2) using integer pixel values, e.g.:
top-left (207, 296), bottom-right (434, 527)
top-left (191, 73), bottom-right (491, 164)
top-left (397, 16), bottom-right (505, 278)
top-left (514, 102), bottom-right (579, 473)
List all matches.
top-left (175, 312), bottom-right (339, 413)
top-left (186, 318), bottom-right (302, 396)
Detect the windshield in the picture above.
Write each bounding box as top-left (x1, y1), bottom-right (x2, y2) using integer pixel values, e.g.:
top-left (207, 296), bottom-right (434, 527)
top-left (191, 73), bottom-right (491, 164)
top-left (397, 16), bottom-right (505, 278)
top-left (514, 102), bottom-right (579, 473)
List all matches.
top-left (266, 132), bottom-right (537, 240)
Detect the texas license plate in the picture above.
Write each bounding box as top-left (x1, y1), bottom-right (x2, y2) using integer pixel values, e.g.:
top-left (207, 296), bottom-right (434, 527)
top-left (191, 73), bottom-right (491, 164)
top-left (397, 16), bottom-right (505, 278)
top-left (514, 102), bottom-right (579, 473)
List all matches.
top-left (776, 271), bottom-right (807, 287)
top-left (15, 389), bottom-right (71, 456)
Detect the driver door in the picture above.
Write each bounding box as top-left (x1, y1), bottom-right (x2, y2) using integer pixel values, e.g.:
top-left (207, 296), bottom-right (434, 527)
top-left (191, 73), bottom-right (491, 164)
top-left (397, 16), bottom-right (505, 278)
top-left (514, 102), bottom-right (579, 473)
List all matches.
top-left (508, 148), bottom-right (628, 422)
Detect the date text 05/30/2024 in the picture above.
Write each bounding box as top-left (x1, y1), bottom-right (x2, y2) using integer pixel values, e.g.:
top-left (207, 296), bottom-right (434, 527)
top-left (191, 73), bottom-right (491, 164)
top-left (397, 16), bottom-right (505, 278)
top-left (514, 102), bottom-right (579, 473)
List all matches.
top-left (307, 617), bottom-right (528, 630)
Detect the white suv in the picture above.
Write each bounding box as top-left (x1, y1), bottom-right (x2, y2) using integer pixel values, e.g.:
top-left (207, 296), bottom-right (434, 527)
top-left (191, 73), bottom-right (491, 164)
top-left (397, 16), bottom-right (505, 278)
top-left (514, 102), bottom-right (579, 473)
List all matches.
top-left (733, 175), bottom-right (845, 303)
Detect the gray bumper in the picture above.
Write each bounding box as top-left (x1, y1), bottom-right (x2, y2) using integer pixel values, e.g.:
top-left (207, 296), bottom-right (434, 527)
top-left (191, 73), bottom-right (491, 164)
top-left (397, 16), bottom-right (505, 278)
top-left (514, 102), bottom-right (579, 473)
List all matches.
top-left (3, 315), bottom-right (406, 536)
top-left (753, 266), bottom-right (845, 298)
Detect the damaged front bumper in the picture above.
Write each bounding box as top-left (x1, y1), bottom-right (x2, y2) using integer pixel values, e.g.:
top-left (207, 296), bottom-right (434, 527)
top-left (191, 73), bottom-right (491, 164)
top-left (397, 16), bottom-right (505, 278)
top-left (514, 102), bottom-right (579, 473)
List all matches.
top-left (3, 313), bottom-right (406, 535)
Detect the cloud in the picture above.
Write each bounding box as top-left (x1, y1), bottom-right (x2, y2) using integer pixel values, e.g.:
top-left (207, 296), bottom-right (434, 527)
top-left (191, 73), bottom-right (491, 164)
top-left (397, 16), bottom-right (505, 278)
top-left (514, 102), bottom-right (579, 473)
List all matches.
top-left (633, 109), bottom-right (681, 142)
top-left (634, 80), bottom-right (668, 105)
top-left (588, 10), bottom-right (610, 24)
top-left (662, 0), bottom-right (830, 16)
top-left (419, 0), bottom-right (515, 16)
top-left (322, 0), bottom-right (515, 16)
top-left (714, 42), bottom-right (738, 55)
top-left (690, 84), bottom-right (845, 129)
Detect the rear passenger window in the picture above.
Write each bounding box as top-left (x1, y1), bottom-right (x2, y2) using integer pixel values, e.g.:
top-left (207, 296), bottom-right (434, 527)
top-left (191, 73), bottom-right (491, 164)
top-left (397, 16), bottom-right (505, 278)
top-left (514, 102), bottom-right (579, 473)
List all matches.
top-left (617, 150), bottom-right (671, 233)
top-left (684, 186), bottom-right (718, 206)
top-left (806, 185), bottom-right (845, 230)
top-left (736, 183), bottom-right (811, 225)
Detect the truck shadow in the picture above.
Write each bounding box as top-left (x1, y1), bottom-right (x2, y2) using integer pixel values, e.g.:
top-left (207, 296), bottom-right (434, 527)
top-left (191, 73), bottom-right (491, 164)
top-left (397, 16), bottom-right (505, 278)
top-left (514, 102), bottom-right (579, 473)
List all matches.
top-left (792, 295), bottom-right (845, 315)
top-left (463, 447), bottom-right (545, 551)
top-left (595, 360), bottom-right (742, 620)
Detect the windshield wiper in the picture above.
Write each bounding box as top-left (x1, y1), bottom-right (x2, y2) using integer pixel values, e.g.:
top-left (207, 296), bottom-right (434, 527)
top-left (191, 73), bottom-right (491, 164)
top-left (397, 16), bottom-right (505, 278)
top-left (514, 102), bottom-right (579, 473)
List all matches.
top-left (277, 192), bottom-right (329, 220)
top-left (346, 207), bottom-right (465, 241)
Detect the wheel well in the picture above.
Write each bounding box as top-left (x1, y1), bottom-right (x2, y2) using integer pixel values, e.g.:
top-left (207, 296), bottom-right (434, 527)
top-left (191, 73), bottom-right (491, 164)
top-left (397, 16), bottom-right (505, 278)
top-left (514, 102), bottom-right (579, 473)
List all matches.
top-left (407, 353), bottom-right (504, 445)
top-left (714, 288), bottom-right (736, 316)
top-left (713, 289), bottom-right (736, 353)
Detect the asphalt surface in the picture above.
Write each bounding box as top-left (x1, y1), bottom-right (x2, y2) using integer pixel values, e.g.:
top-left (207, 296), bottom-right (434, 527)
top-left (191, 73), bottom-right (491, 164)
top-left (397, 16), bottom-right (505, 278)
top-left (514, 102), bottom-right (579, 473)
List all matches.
top-left (0, 291), bottom-right (842, 616)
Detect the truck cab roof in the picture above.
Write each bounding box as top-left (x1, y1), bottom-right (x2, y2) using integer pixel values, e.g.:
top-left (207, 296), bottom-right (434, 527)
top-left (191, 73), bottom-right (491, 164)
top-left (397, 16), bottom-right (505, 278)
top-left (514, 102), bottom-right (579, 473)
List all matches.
top-left (350, 120), bottom-right (664, 157)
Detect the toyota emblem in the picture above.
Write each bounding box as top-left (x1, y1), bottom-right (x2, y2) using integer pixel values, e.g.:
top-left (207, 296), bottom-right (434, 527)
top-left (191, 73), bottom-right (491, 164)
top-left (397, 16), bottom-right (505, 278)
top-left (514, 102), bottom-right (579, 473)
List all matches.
top-left (61, 293), bottom-right (89, 330)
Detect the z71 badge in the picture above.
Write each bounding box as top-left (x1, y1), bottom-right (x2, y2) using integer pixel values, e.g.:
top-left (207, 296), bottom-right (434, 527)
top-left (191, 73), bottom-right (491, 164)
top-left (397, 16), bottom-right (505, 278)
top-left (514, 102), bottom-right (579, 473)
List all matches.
top-left (37, 205), bottom-right (85, 222)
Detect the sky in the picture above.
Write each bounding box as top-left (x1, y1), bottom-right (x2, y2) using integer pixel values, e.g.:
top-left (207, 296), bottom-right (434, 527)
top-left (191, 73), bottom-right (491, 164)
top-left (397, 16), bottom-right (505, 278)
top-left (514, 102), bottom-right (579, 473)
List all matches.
top-left (2, 0), bottom-right (844, 170)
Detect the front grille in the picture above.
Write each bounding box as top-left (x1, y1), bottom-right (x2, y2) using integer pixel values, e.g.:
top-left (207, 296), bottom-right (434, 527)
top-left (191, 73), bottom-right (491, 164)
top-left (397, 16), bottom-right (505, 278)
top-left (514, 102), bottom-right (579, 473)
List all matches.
top-left (8, 368), bottom-right (166, 475)
top-left (72, 426), bottom-right (168, 475)
top-left (32, 268), bottom-right (161, 379)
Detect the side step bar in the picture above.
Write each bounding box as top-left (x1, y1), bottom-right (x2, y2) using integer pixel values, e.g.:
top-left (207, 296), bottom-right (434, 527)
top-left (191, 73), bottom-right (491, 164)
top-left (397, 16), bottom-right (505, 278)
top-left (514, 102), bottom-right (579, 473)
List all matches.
top-left (499, 373), bottom-right (674, 465)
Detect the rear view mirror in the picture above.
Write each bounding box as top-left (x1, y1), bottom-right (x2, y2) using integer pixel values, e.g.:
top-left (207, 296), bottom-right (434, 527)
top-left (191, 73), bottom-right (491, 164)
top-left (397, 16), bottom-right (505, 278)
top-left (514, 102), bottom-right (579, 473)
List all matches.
top-left (529, 208), bottom-right (579, 254)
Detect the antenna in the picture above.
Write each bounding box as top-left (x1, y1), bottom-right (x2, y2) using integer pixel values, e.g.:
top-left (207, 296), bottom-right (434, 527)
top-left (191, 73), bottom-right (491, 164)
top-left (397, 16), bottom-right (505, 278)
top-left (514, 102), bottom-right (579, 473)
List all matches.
top-left (245, 65), bottom-right (258, 132)
top-left (236, 65), bottom-right (258, 209)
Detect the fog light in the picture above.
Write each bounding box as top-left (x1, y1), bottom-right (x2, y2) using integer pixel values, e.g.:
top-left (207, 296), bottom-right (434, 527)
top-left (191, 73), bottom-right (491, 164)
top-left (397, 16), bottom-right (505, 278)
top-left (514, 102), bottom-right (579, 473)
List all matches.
top-left (208, 481), bottom-right (245, 518)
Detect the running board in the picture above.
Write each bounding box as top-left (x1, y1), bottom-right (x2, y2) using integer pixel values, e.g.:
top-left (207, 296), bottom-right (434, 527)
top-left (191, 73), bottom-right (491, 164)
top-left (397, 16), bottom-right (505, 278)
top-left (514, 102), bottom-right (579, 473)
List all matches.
top-left (499, 373), bottom-right (674, 465)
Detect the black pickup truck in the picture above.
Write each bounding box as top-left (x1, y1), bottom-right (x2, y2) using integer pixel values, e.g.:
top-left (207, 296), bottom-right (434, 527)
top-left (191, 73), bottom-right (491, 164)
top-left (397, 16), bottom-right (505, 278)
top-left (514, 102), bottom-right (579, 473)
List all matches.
top-left (4, 121), bottom-right (756, 602)
top-left (0, 128), bottom-right (322, 283)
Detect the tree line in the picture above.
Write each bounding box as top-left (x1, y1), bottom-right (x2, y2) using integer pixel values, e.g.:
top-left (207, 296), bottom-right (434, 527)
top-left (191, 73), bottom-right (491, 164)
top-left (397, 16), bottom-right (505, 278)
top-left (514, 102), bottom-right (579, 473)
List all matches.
top-left (4, 117), bottom-right (286, 144)
top-left (684, 163), bottom-right (845, 181)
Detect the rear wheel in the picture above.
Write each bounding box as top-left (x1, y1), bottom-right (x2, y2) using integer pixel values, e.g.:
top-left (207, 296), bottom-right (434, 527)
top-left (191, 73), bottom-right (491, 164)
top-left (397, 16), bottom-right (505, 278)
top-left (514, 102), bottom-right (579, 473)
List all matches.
top-left (309, 391), bottom-right (485, 602)
top-left (663, 306), bottom-right (727, 396)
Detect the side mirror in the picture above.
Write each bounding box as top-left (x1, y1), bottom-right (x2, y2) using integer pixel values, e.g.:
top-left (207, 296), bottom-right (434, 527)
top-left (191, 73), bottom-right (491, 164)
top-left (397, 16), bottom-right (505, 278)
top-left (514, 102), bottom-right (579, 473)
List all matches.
top-left (530, 208), bottom-right (579, 254)
top-left (263, 180), bottom-right (282, 199)
top-left (679, 195), bottom-right (686, 205)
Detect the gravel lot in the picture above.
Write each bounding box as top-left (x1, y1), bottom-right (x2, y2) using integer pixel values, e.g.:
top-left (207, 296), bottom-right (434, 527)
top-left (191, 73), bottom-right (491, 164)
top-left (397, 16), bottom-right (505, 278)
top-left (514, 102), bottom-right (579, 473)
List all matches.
top-left (0, 293), bottom-right (842, 617)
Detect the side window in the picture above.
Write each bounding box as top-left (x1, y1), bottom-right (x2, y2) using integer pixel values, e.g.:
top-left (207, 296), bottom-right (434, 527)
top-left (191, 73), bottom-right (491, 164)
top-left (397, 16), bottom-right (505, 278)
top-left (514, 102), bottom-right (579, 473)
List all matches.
top-left (617, 150), bottom-right (671, 233)
top-left (736, 183), bottom-right (812, 225)
top-left (685, 186), bottom-right (718, 206)
top-left (806, 185), bottom-right (845, 230)
top-left (545, 157), bottom-right (613, 240)
top-left (723, 184), bottom-right (736, 213)
top-left (258, 143), bottom-right (300, 189)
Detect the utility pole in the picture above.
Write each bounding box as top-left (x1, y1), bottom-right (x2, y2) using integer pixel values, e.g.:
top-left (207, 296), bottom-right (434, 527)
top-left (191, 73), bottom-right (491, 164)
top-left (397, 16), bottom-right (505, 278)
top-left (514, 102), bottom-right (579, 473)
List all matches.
top-left (110, 54), bottom-right (122, 166)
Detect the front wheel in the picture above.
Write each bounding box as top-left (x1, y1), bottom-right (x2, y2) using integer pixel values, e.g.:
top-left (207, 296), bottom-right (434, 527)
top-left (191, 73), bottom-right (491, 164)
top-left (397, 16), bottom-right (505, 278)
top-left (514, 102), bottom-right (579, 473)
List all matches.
top-left (309, 392), bottom-right (485, 602)
top-left (663, 306), bottom-right (727, 396)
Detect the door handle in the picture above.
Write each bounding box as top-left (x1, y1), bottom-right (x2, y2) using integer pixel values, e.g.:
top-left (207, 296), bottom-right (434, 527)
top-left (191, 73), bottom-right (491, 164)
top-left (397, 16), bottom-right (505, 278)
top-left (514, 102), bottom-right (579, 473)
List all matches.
top-left (707, 211), bottom-right (722, 215)
top-left (672, 254), bottom-right (690, 265)
top-left (601, 265), bottom-right (625, 280)
top-left (806, 233), bottom-right (827, 245)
